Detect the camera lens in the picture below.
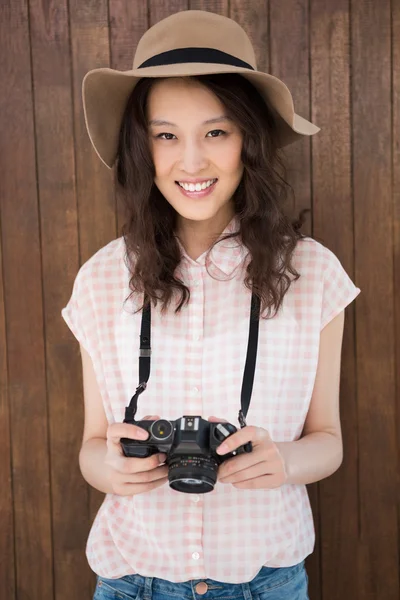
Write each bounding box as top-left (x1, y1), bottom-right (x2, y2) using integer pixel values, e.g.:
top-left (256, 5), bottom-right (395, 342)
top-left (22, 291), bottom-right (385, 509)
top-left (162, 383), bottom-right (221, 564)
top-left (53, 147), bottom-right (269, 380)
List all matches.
top-left (150, 419), bottom-right (173, 441)
top-left (168, 455), bottom-right (218, 494)
top-left (180, 479), bottom-right (204, 486)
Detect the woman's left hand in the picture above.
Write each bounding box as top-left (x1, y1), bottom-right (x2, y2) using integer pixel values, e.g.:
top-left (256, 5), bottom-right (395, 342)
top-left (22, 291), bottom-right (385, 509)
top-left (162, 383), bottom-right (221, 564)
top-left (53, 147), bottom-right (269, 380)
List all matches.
top-left (208, 416), bottom-right (288, 489)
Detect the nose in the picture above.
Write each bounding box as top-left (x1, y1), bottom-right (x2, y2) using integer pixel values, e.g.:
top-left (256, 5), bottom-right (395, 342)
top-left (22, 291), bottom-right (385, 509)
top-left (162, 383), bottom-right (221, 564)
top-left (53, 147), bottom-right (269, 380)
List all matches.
top-left (179, 139), bottom-right (208, 174)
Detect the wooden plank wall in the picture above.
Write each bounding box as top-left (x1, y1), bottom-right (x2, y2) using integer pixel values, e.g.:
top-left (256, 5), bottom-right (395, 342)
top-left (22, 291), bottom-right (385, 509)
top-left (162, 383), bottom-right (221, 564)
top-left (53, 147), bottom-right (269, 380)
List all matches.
top-left (0, 1), bottom-right (398, 599)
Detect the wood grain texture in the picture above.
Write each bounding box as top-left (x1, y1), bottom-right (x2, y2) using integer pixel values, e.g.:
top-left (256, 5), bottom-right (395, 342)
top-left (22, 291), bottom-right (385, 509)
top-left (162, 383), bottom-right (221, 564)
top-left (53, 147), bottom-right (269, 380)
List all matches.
top-left (28, 0), bottom-right (95, 598)
top-left (189, 0), bottom-right (228, 15)
top-left (268, 2), bottom-right (320, 597)
top-left (351, 0), bottom-right (398, 597)
top-left (149, 0), bottom-right (189, 25)
top-left (230, 0), bottom-right (269, 73)
top-left (68, 0), bottom-right (117, 541)
top-left (392, 1), bottom-right (400, 578)
top-left (269, 0), bottom-right (313, 235)
top-left (0, 164), bottom-right (15, 599)
top-left (109, 0), bottom-right (149, 236)
top-left (68, 1), bottom-right (117, 595)
top-left (0, 1), bottom-right (398, 598)
top-left (310, 2), bottom-right (358, 599)
top-left (0, 1), bottom-right (54, 599)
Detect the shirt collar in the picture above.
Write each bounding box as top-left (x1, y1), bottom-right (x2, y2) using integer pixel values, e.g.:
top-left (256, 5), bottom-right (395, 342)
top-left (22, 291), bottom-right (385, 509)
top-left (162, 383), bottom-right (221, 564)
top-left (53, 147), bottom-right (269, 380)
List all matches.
top-left (176, 215), bottom-right (249, 276)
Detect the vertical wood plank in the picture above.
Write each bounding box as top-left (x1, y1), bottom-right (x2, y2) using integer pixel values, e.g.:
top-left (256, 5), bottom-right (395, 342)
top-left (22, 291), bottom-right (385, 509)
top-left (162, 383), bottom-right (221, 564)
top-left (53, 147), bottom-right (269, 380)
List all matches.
top-left (310, 2), bottom-right (359, 599)
top-left (28, 0), bottom-right (94, 598)
top-left (109, 0), bottom-right (149, 236)
top-left (0, 1), bottom-right (397, 597)
top-left (268, 2), bottom-right (320, 597)
top-left (230, 0), bottom-right (269, 73)
top-left (69, 1), bottom-right (116, 261)
top-left (0, 206), bottom-right (15, 599)
top-left (351, 0), bottom-right (398, 597)
top-left (68, 0), bottom-right (116, 544)
top-left (0, 1), bottom-right (54, 598)
top-left (149, 0), bottom-right (189, 25)
top-left (109, 0), bottom-right (148, 71)
top-left (189, 0), bottom-right (228, 16)
top-left (269, 0), bottom-right (313, 236)
top-left (393, 4), bottom-right (400, 588)
top-left (0, 8), bottom-right (16, 598)
top-left (67, 2), bottom-right (117, 595)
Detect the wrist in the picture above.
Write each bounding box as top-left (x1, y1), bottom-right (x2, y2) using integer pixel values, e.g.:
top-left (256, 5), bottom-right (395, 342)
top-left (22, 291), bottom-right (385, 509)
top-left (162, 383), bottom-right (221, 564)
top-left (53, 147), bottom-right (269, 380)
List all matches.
top-left (274, 432), bottom-right (343, 485)
top-left (274, 442), bottom-right (291, 484)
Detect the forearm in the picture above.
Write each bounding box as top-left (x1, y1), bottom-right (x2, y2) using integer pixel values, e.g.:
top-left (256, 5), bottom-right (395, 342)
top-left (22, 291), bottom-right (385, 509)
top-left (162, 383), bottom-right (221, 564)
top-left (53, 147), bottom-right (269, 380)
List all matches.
top-left (275, 431), bottom-right (343, 485)
top-left (79, 438), bottom-right (113, 494)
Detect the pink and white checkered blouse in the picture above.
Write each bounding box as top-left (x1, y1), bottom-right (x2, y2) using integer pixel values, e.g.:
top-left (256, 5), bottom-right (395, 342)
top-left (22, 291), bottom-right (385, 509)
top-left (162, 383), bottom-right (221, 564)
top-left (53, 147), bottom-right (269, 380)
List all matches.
top-left (61, 216), bottom-right (361, 583)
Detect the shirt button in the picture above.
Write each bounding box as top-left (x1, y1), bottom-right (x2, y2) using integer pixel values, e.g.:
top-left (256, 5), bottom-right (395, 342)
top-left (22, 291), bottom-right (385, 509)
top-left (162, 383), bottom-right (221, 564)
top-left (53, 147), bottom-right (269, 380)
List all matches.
top-left (191, 495), bottom-right (200, 503)
top-left (193, 387), bottom-right (199, 393)
top-left (192, 552), bottom-right (200, 560)
top-left (193, 334), bottom-right (201, 341)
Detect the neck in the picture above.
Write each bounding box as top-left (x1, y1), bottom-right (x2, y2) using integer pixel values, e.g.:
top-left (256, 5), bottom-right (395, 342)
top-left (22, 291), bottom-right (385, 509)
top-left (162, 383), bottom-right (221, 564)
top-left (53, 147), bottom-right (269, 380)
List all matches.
top-left (175, 209), bottom-right (235, 261)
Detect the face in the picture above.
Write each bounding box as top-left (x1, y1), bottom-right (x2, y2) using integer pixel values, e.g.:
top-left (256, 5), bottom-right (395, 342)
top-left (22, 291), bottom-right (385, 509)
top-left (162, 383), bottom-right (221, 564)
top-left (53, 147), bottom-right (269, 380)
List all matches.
top-left (147, 78), bottom-right (244, 233)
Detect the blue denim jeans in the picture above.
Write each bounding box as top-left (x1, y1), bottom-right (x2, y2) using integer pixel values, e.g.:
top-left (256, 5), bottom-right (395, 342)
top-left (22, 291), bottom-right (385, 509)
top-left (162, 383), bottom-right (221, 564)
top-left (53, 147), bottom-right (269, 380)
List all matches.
top-left (93, 560), bottom-right (309, 600)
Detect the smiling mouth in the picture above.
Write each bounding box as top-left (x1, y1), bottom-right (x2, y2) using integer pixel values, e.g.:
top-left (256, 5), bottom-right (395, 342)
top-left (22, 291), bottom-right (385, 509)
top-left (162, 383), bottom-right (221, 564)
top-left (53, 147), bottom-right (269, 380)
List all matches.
top-left (175, 179), bottom-right (218, 192)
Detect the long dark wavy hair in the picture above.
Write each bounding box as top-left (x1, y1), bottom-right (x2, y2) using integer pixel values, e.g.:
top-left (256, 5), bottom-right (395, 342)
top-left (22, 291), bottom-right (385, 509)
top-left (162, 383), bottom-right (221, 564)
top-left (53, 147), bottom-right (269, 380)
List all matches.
top-left (116, 73), bottom-right (311, 319)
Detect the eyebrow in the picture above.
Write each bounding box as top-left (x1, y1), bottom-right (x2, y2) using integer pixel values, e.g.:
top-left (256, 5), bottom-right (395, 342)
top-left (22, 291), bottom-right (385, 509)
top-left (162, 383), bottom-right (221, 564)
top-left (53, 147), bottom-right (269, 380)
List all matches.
top-left (148, 116), bottom-right (233, 127)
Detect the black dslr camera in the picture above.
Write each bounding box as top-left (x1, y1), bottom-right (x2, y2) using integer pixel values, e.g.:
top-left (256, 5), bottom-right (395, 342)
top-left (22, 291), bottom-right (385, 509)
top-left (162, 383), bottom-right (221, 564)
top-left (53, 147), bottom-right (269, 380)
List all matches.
top-left (120, 415), bottom-right (252, 494)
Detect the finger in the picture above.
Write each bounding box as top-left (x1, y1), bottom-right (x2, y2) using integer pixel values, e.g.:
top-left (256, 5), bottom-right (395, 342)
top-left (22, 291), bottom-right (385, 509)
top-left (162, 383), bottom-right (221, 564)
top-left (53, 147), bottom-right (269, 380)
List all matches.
top-left (107, 415), bottom-right (161, 445)
top-left (217, 449), bottom-right (264, 479)
top-left (208, 416), bottom-right (228, 423)
top-left (216, 426), bottom-right (270, 455)
top-left (122, 465), bottom-right (169, 485)
top-left (111, 452), bottom-right (167, 475)
top-left (133, 453), bottom-right (167, 472)
top-left (107, 423), bottom-right (149, 444)
top-left (219, 460), bottom-right (274, 484)
top-left (115, 476), bottom-right (169, 496)
top-left (232, 472), bottom-right (286, 490)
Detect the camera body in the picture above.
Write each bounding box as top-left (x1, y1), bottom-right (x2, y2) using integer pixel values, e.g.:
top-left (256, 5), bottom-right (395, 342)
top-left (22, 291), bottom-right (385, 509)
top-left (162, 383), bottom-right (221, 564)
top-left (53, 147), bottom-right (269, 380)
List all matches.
top-left (120, 415), bottom-right (252, 494)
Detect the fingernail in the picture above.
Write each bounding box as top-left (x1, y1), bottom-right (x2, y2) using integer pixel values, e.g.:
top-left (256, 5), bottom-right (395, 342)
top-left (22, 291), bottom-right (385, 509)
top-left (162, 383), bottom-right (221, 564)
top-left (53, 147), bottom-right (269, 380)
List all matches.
top-left (217, 443), bottom-right (228, 455)
top-left (159, 454), bottom-right (167, 463)
top-left (137, 429), bottom-right (148, 440)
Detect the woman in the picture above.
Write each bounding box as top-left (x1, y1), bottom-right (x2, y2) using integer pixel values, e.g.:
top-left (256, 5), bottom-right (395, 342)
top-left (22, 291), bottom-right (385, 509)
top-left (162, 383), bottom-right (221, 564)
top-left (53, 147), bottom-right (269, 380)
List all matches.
top-left (62, 10), bottom-right (361, 600)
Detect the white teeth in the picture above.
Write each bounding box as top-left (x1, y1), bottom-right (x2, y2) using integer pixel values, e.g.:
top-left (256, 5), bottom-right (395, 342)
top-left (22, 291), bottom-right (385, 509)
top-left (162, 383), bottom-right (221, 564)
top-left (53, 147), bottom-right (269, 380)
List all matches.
top-left (178, 179), bottom-right (216, 191)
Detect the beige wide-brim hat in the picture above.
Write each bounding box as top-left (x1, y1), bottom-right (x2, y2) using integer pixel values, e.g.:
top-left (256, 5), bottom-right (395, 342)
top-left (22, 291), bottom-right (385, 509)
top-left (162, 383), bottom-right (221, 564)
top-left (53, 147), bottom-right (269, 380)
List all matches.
top-left (82, 10), bottom-right (320, 170)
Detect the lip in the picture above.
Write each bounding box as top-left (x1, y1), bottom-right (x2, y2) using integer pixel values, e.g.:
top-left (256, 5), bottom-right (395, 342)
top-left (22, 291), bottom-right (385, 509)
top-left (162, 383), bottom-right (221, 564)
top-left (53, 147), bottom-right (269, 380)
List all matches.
top-left (175, 179), bottom-right (218, 198)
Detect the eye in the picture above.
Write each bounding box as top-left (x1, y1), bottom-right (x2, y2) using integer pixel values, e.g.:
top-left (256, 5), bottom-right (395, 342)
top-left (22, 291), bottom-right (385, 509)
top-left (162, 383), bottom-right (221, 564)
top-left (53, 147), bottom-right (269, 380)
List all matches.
top-left (154, 130), bottom-right (226, 140)
top-left (155, 133), bottom-right (176, 140)
top-left (206, 129), bottom-right (226, 137)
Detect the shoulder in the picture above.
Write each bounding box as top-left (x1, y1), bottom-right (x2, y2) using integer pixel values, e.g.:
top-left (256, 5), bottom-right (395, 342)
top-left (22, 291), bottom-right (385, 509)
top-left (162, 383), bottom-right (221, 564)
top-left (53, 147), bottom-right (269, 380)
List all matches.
top-left (291, 236), bottom-right (361, 329)
top-left (76, 236), bottom-right (126, 287)
top-left (291, 236), bottom-right (342, 276)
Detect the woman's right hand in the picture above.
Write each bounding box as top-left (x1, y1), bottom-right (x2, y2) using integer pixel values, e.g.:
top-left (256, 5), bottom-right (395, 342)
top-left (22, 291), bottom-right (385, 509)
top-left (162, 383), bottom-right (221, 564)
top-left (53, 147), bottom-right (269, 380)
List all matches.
top-left (105, 415), bottom-right (168, 496)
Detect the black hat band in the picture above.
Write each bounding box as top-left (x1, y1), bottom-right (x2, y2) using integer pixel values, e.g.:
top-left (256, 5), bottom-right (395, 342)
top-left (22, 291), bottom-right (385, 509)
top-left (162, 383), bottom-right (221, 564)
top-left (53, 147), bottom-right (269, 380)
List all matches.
top-left (138, 47), bottom-right (254, 71)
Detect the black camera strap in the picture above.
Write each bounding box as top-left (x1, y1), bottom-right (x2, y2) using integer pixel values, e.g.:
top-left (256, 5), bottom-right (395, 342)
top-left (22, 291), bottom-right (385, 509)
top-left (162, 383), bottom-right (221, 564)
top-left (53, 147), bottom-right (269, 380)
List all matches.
top-left (125, 291), bottom-right (261, 429)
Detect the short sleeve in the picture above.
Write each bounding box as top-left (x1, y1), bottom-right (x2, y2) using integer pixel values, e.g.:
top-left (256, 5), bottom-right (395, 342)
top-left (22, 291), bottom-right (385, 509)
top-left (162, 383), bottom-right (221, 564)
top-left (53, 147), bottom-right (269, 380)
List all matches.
top-left (320, 249), bottom-right (361, 330)
top-left (61, 265), bottom-right (94, 356)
